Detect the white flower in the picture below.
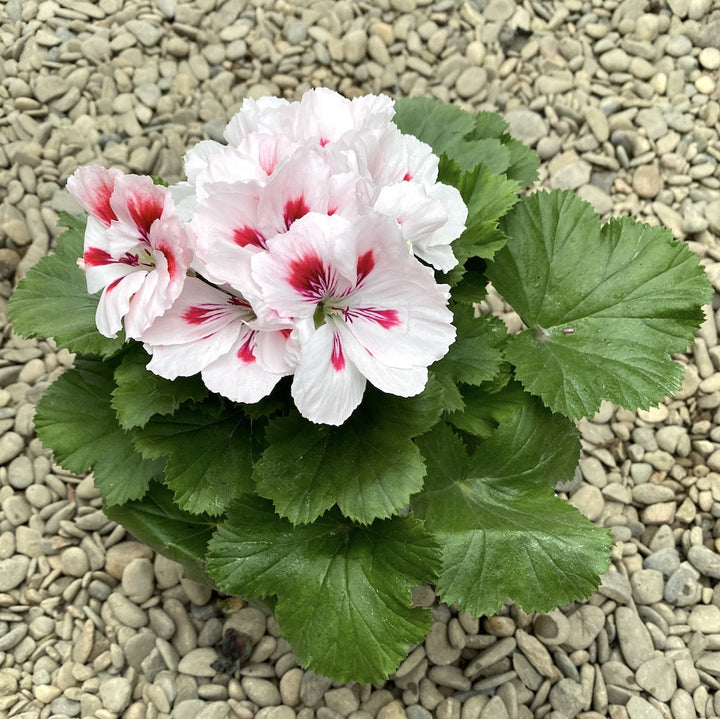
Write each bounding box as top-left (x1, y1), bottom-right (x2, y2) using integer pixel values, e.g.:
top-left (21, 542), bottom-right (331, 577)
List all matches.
top-left (251, 213), bottom-right (455, 424)
top-left (67, 167), bottom-right (192, 339)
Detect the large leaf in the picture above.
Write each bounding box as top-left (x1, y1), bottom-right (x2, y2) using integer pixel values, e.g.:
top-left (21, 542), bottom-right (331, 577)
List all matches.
top-left (105, 482), bottom-right (216, 586)
top-left (131, 402), bottom-right (255, 516)
top-left (207, 496), bottom-right (440, 683)
top-left (413, 398), bottom-right (611, 617)
top-left (34, 359), bottom-right (162, 505)
top-left (112, 344), bottom-right (208, 429)
top-left (8, 213), bottom-right (125, 357)
top-left (486, 190), bottom-right (712, 418)
top-left (254, 384), bottom-right (443, 525)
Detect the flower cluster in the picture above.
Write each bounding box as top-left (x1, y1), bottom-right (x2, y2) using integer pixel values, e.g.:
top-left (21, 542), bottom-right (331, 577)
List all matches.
top-left (67, 89), bottom-right (466, 425)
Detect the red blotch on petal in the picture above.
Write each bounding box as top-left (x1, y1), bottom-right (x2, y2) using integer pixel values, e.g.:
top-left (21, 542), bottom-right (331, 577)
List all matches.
top-left (84, 247), bottom-right (114, 266)
top-left (127, 192), bottom-right (164, 237)
top-left (93, 180), bottom-right (118, 226)
top-left (287, 253), bottom-right (332, 300)
top-left (403, 172), bottom-right (413, 182)
top-left (236, 333), bottom-right (256, 364)
top-left (319, 137), bottom-right (329, 147)
top-left (331, 332), bottom-right (345, 371)
top-left (233, 226), bottom-right (266, 248)
top-left (283, 195), bottom-right (310, 230)
top-left (155, 241), bottom-right (179, 279)
top-left (355, 250), bottom-right (375, 284)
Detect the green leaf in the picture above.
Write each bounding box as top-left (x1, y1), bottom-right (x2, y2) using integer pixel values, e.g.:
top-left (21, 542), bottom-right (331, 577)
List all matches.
top-left (34, 359), bottom-right (161, 505)
top-left (487, 190), bottom-right (712, 418)
top-left (439, 156), bottom-right (520, 229)
top-left (473, 111), bottom-right (510, 139)
top-left (394, 97), bottom-right (476, 159)
top-left (254, 383), bottom-right (443, 525)
top-left (445, 138), bottom-right (510, 174)
top-left (436, 310), bottom-right (506, 387)
top-left (105, 482), bottom-right (216, 586)
top-left (413, 401), bottom-right (611, 617)
top-left (131, 403), bottom-right (256, 516)
top-left (503, 137), bottom-right (540, 187)
top-left (8, 213), bottom-right (126, 358)
top-left (207, 496), bottom-right (440, 683)
top-left (446, 380), bottom-right (526, 439)
top-left (112, 345), bottom-right (208, 429)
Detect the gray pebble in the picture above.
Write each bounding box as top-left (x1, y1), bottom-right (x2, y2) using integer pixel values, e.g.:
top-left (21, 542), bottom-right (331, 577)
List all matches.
top-left (125, 631), bottom-right (158, 671)
top-left (504, 109), bottom-right (548, 147)
top-left (0, 431), bottom-right (24, 464)
top-left (343, 30), bottom-right (367, 64)
top-left (687, 545), bottom-right (720, 578)
top-left (178, 647), bottom-right (219, 677)
top-left (635, 656), bottom-right (676, 701)
top-left (0, 623), bottom-right (28, 651)
top-left (2, 494), bottom-right (31, 525)
top-left (630, 569), bottom-right (664, 604)
top-left (565, 605), bottom-right (605, 651)
top-left (549, 677), bottom-right (584, 717)
top-left (99, 677), bottom-right (133, 713)
top-left (0, 555), bottom-right (29, 591)
top-left (61, 546), bottom-right (89, 577)
top-left (615, 607), bottom-right (654, 670)
top-left (299, 671), bottom-right (333, 707)
top-left (123, 557), bottom-right (156, 604)
top-left (242, 677), bottom-right (281, 707)
top-left (107, 593), bottom-right (148, 629)
top-left (599, 571), bottom-right (632, 604)
top-left (8, 455), bottom-right (34, 489)
top-left (425, 621), bottom-right (462, 665)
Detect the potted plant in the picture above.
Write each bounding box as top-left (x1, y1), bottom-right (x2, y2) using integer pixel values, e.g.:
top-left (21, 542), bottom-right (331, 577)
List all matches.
top-left (8, 89), bottom-right (711, 683)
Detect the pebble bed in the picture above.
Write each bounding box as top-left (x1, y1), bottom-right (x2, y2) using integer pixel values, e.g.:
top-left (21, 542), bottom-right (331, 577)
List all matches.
top-left (1, 0), bottom-right (720, 718)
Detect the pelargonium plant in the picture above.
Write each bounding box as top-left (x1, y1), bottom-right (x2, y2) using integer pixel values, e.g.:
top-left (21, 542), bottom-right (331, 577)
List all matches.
top-left (9, 89), bottom-right (712, 683)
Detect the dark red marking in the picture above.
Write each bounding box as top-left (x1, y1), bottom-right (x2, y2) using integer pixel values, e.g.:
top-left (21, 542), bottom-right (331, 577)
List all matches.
top-left (283, 195), bottom-right (310, 230)
top-left (232, 226), bottom-right (266, 248)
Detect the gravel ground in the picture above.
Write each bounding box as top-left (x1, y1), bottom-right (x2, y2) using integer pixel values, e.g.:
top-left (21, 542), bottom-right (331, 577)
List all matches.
top-left (2, 0), bottom-right (720, 718)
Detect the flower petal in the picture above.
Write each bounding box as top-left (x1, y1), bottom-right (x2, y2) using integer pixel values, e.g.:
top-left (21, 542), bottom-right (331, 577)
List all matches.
top-left (66, 165), bottom-right (123, 227)
top-left (291, 323), bottom-right (366, 425)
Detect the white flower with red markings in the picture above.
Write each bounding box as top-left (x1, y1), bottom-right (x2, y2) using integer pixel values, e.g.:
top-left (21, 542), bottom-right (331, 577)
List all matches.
top-left (252, 213), bottom-right (455, 425)
top-left (67, 168), bottom-right (193, 339)
top-left (141, 277), bottom-right (296, 404)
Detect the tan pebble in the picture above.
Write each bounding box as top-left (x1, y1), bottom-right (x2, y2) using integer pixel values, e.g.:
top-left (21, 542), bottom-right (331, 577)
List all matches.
top-left (105, 541), bottom-right (153, 580)
top-left (695, 76), bottom-right (716, 95)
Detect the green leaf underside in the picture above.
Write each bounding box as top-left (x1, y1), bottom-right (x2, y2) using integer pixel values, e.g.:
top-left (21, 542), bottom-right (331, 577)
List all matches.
top-left (487, 190), bottom-right (712, 418)
top-left (8, 213), bottom-right (125, 358)
top-left (413, 400), bottom-right (611, 617)
top-left (207, 497), bottom-right (440, 683)
top-left (254, 385), bottom-right (443, 525)
top-left (34, 360), bottom-right (161, 505)
top-left (112, 345), bottom-right (209, 429)
top-left (105, 482), bottom-right (216, 586)
top-left (131, 404), bottom-right (255, 516)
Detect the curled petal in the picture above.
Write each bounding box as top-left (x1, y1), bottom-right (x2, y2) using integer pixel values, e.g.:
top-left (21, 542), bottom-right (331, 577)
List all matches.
top-left (66, 165), bottom-right (123, 227)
